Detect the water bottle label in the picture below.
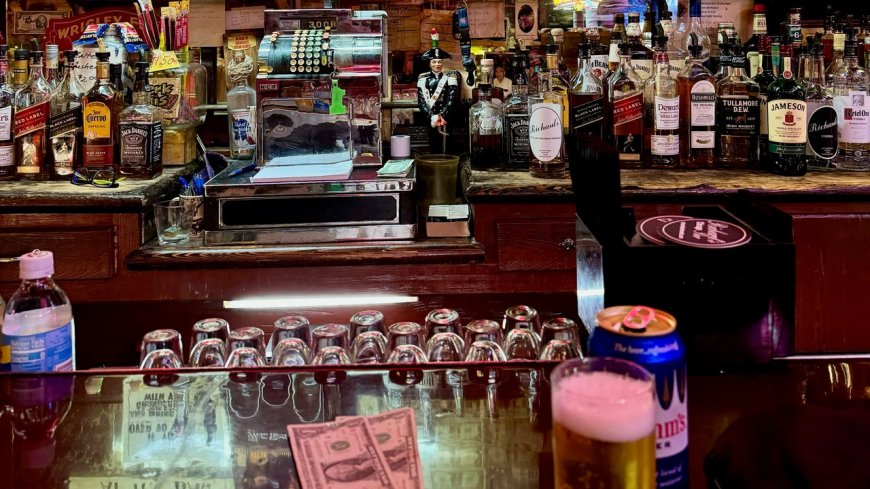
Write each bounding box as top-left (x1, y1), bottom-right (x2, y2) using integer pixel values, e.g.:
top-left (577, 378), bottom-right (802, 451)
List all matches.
top-left (7, 321), bottom-right (73, 372)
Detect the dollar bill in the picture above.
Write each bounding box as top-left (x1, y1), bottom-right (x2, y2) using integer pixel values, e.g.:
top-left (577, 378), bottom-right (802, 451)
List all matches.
top-left (364, 408), bottom-right (424, 489)
top-left (288, 417), bottom-right (399, 489)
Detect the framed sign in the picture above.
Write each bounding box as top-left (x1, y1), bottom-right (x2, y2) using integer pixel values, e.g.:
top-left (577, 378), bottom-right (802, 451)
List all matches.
top-left (515, 1), bottom-right (538, 42)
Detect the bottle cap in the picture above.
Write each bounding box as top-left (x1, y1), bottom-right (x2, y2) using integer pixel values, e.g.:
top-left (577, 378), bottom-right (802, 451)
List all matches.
top-left (754, 4), bottom-right (765, 13)
top-left (96, 51), bottom-right (110, 63)
top-left (614, 13), bottom-right (625, 24)
top-left (654, 35), bottom-right (667, 48)
top-left (19, 249), bottom-right (54, 280)
top-left (45, 44), bottom-right (58, 59)
top-left (28, 50), bottom-right (43, 61)
top-left (63, 50), bottom-right (77, 62)
top-left (14, 49), bottom-right (29, 61)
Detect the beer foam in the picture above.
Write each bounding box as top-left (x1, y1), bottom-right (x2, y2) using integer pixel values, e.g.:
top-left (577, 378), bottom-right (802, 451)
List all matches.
top-left (552, 371), bottom-right (655, 443)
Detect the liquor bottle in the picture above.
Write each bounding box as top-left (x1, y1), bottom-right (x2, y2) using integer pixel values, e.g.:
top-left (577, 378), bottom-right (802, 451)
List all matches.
top-left (770, 36), bottom-right (782, 77)
top-left (641, 3), bottom-right (654, 50)
top-left (587, 27), bottom-right (611, 81)
top-left (744, 3), bottom-right (767, 77)
top-left (14, 50), bottom-right (51, 180)
top-left (11, 49), bottom-right (29, 90)
top-left (660, 10), bottom-right (685, 78)
top-left (528, 70), bottom-right (566, 178)
top-left (805, 43), bottom-right (838, 169)
top-left (81, 51), bottom-right (122, 172)
top-left (682, 0), bottom-right (710, 64)
top-left (0, 45), bottom-right (14, 181)
top-left (549, 28), bottom-right (572, 84)
top-left (3, 250), bottom-right (75, 372)
top-left (825, 23), bottom-right (847, 91)
top-left (546, 45), bottom-right (571, 135)
top-left (48, 50), bottom-right (84, 179)
top-left (119, 62), bottom-right (163, 178)
top-left (860, 15), bottom-right (870, 68)
top-left (469, 65), bottom-right (504, 170)
top-left (109, 62), bottom-right (125, 104)
top-left (832, 36), bottom-right (870, 170)
top-left (766, 43), bottom-right (808, 175)
top-left (609, 13), bottom-right (627, 72)
top-left (716, 45), bottom-right (760, 168)
top-left (569, 40), bottom-right (605, 141)
top-left (715, 42), bottom-right (733, 83)
top-left (44, 44), bottom-right (59, 90)
top-left (226, 50), bottom-right (257, 160)
top-left (821, 14), bottom-right (836, 67)
top-left (678, 33), bottom-right (716, 168)
top-left (504, 54), bottom-right (531, 170)
top-left (755, 35), bottom-right (777, 163)
top-left (796, 36), bottom-right (816, 86)
top-left (627, 12), bottom-right (654, 81)
top-left (609, 43), bottom-right (645, 167)
top-left (644, 35), bottom-right (680, 168)
top-left (787, 8), bottom-right (803, 58)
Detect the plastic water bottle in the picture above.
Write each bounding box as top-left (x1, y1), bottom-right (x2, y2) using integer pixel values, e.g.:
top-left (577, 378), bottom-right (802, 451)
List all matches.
top-left (2, 250), bottom-right (75, 372)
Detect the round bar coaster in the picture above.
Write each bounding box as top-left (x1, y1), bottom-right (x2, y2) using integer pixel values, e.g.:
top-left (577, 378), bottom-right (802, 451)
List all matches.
top-left (659, 218), bottom-right (751, 249)
top-left (636, 215), bottom-right (693, 245)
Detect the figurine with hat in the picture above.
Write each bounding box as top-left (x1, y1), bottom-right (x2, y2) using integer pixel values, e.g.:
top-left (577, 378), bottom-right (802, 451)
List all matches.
top-left (417, 28), bottom-right (461, 153)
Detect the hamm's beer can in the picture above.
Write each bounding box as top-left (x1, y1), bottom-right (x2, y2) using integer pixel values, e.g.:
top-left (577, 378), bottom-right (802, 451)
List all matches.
top-left (590, 306), bottom-right (688, 489)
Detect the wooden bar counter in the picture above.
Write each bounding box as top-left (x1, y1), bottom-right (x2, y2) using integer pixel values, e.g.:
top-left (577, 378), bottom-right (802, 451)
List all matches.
top-left (2, 167), bottom-right (870, 366)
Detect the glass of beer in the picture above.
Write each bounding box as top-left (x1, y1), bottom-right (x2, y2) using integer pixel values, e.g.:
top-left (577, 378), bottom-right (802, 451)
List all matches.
top-left (550, 357), bottom-right (656, 489)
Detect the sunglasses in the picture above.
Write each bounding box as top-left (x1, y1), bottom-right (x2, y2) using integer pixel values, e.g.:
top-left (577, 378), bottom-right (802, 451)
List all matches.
top-left (71, 168), bottom-right (118, 188)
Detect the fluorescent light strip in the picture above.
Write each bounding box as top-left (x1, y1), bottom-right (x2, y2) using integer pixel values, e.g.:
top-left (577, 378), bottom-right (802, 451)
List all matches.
top-left (223, 294), bottom-right (419, 310)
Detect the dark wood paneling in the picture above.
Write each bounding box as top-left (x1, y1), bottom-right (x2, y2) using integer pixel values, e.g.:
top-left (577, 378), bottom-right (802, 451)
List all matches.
top-left (496, 220), bottom-right (576, 271)
top-left (0, 228), bottom-right (115, 281)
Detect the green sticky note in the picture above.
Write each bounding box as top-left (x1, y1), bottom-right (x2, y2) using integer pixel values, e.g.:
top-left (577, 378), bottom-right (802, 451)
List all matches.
top-left (330, 79), bottom-right (346, 115)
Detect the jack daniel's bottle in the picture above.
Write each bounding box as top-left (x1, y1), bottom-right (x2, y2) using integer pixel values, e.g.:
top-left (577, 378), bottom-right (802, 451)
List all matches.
top-left (119, 62), bottom-right (163, 178)
top-left (504, 54), bottom-right (530, 170)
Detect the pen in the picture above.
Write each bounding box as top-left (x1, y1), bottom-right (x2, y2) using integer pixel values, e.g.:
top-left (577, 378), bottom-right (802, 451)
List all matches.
top-left (228, 163), bottom-right (257, 178)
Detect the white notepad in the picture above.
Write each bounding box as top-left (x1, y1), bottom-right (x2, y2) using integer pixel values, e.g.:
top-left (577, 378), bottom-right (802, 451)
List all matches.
top-left (250, 160), bottom-right (354, 183)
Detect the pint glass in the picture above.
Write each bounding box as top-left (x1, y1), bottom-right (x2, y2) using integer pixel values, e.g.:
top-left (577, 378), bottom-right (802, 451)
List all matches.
top-left (550, 357), bottom-right (656, 489)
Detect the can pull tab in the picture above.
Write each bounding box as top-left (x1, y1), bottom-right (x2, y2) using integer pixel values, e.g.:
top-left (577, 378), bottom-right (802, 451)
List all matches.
top-left (621, 306), bottom-right (655, 332)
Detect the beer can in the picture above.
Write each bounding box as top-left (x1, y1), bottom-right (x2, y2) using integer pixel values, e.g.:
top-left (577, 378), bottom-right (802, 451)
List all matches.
top-left (589, 306), bottom-right (688, 489)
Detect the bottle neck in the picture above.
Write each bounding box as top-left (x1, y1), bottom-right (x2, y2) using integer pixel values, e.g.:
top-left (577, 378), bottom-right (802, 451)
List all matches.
top-left (96, 62), bottom-right (109, 84)
top-left (538, 72), bottom-right (550, 93)
top-left (654, 48), bottom-right (669, 67)
top-left (689, 0), bottom-right (701, 18)
top-left (133, 73), bottom-right (149, 104)
top-left (0, 56), bottom-right (9, 86)
top-left (29, 61), bottom-right (44, 81)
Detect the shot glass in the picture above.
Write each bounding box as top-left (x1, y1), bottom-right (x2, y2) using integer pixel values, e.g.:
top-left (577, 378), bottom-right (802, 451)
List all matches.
top-left (463, 320), bottom-right (504, 349)
top-left (140, 329), bottom-right (184, 366)
top-left (541, 318), bottom-right (582, 356)
top-left (504, 328), bottom-right (541, 361)
top-left (425, 308), bottom-right (462, 338)
top-left (387, 322), bottom-right (426, 351)
top-left (426, 332), bottom-right (465, 362)
top-left (464, 340), bottom-right (507, 362)
top-left (140, 349), bottom-right (183, 369)
top-left (503, 305), bottom-right (541, 335)
top-left (228, 327), bottom-right (267, 357)
top-left (192, 318), bottom-right (230, 349)
top-left (225, 346), bottom-right (267, 368)
top-left (154, 200), bottom-right (190, 245)
top-left (311, 346), bottom-right (351, 366)
top-left (386, 344), bottom-right (428, 364)
top-left (310, 324), bottom-right (350, 353)
top-left (351, 331), bottom-right (389, 364)
top-left (272, 338), bottom-right (310, 367)
top-left (189, 338), bottom-right (227, 368)
top-left (272, 315), bottom-right (311, 348)
top-left (349, 310), bottom-right (386, 340)
top-left (540, 340), bottom-right (580, 361)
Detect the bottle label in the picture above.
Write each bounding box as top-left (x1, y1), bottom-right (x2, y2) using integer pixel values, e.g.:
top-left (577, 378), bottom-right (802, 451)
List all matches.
top-left (668, 58), bottom-right (685, 78)
top-left (49, 106), bottom-right (81, 176)
top-left (690, 80), bottom-right (716, 127)
top-left (120, 121), bottom-right (164, 169)
top-left (759, 93), bottom-right (769, 135)
top-left (590, 55), bottom-right (610, 79)
top-left (691, 130), bottom-right (715, 149)
top-left (14, 101), bottom-right (49, 174)
top-left (754, 15), bottom-right (767, 34)
top-left (529, 102), bottom-right (563, 162)
top-left (149, 76), bottom-right (182, 119)
top-left (747, 52), bottom-right (760, 77)
top-left (7, 321), bottom-right (73, 372)
top-left (571, 97), bottom-right (604, 130)
top-left (608, 43), bottom-right (620, 66)
top-left (834, 33), bottom-right (846, 52)
top-left (506, 113), bottom-right (530, 166)
top-left (719, 96), bottom-right (760, 135)
top-left (83, 101), bottom-right (111, 139)
top-left (834, 91), bottom-right (870, 144)
top-left (654, 96), bottom-right (680, 130)
top-left (613, 92), bottom-right (643, 160)
top-left (0, 105), bottom-right (11, 142)
top-left (807, 104), bottom-right (838, 159)
top-left (651, 134), bottom-right (679, 155)
top-left (768, 99), bottom-right (807, 145)
top-left (631, 59), bottom-right (653, 80)
top-left (230, 107), bottom-right (257, 151)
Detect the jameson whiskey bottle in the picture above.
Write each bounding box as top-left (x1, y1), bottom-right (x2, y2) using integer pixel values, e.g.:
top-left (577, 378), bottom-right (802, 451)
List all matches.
top-left (14, 50), bottom-right (52, 180)
top-left (504, 54), bottom-right (530, 170)
top-left (805, 43), bottom-right (838, 169)
top-left (528, 70), bottom-right (566, 178)
top-left (81, 51), bottom-right (123, 172)
top-left (609, 43), bottom-right (644, 167)
top-left (678, 33), bottom-right (716, 168)
top-left (119, 62), bottom-right (163, 178)
top-left (643, 35), bottom-right (680, 168)
top-left (766, 44), bottom-right (807, 175)
top-left (49, 50), bottom-right (84, 179)
top-left (0, 45), bottom-right (14, 181)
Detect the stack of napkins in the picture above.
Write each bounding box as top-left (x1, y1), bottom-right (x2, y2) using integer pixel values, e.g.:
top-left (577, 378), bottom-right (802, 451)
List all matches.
top-left (251, 154), bottom-right (353, 184)
top-left (377, 159), bottom-right (414, 178)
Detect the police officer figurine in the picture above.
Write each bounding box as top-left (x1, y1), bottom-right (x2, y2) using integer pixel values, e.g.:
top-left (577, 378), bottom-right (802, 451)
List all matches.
top-left (418, 28), bottom-right (460, 154)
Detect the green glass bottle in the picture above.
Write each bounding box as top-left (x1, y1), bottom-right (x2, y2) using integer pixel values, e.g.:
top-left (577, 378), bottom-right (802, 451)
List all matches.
top-left (765, 43), bottom-right (807, 175)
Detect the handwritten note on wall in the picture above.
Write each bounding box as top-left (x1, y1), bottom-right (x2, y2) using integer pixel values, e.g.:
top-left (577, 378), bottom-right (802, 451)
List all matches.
top-left (469, 1), bottom-right (505, 39)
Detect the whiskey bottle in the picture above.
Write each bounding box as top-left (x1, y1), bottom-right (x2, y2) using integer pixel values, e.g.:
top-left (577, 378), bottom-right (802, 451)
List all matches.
top-left (11, 50), bottom-right (29, 90)
top-left (608, 13), bottom-right (627, 72)
top-left (528, 70), bottom-right (566, 178)
top-left (627, 12), bottom-right (654, 82)
top-left (715, 42), bottom-right (733, 83)
top-left (755, 36), bottom-right (777, 162)
top-left (48, 50), bottom-right (84, 179)
top-left (44, 45), bottom-right (60, 91)
top-left (546, 45), bottom-right (571, 135)
top-left (643, 35), bottom-right (680, 168)
top-left (81, 51), bottom-right (123, 172)
top-left (569, 40), bottom-right (605, 141)
top-left (787, 8), bottom-right (803, 58)
top-left (766, 43), bottom-right (808, 175)
top-left (609, 43), bottom-right (645, 167)
top-left (504, 54), bottom-right (531, 170)
top-left (587, 27), bottom-right (611, 81)
top-left (109, 61), bottom-right (126, 106)
top-left (0, 45), bottom-right (15, 181)
top-left (744, 4), bottom-right (767, 76)
top-left (660, 10), bottom-right (685, 78)
top-left (678, 33), bottom-right (716, 168)
top-left (716, 45), bottom-right (761, 168)
top-left (832, 36), bottom-right (870, 170)
top-left (826, 24), bottom-right (847, 92)
top-left (641, 3), bottom-right (653, 50)
top-left (469, 65), bottom-right (504, 170)
top-left (821, 14), bottom-right (835, 67)
top-left (119, 62), bottom-right (163, 179)
top-left (805, 43), bottom-right (838, 169)
top-left (682, 0), bottom-right (710, 64)
top-left (14, 50), bottom-right (51, 180)
top-left (226, 50), bottom-right (257, 160)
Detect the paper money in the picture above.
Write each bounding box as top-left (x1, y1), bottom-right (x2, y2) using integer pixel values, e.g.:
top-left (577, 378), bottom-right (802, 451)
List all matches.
top-left (288, 417), bottom-right (399, 489)
top-left (364, 408), bottom-right (424, 489)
